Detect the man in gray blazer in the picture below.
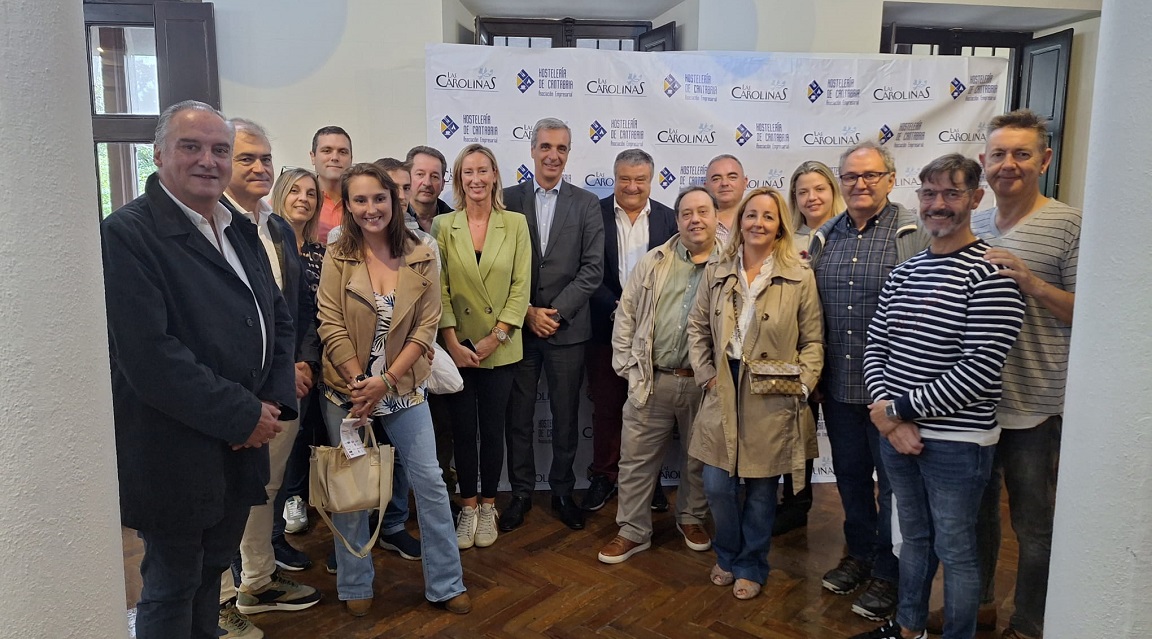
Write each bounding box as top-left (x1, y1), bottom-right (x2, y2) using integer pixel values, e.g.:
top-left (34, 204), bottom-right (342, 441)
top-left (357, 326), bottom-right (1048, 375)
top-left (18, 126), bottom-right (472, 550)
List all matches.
top-left (501, 118), bottom-right (605, 532)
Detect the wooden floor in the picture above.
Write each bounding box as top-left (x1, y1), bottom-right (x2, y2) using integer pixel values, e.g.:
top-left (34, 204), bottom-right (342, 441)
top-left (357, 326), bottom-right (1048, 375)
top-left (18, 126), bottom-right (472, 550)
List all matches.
top-left (122, 484), bottom-right (1019, 638)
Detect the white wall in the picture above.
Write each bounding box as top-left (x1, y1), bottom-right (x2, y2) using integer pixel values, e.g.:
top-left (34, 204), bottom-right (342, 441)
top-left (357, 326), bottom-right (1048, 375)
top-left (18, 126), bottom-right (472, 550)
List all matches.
top-left (1, 1), bottom-right (127, 637)
top-left (214, 0), bottom-right (445, 170)
top-left (653, 0), bottom-right (700, 52)
top-left (442, 0), bottom-right (475, 44)
top-left (1037, 17), bottom-right (1099, 209)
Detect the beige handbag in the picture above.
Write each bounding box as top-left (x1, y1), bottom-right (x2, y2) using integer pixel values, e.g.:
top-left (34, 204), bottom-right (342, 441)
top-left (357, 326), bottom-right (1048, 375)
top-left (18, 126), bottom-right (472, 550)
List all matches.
top-left (309, 420), bottom-right (394, 558)
top-left (744, 359), bottom-right (805, 395)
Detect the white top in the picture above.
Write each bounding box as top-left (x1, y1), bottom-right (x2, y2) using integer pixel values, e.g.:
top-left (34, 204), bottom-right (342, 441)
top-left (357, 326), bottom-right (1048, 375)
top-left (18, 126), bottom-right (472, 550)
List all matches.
top-left (224, 193), bottom-right (283, 291)
top-left (726, 249), bottom-right (775, 361)
top-left (613, 197), bottom-right (651, 286)
top-left (161, 181), bottom-right (267, 366)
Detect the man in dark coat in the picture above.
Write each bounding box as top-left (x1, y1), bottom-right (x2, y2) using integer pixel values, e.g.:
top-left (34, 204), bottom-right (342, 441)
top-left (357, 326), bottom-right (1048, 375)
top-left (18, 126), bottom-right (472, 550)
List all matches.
top-left (583, 149), bottom-right (678, 514)
top-left (101, 101), bottom-right (297, 639)
top-left (501, 117), bottom-right (604, 533)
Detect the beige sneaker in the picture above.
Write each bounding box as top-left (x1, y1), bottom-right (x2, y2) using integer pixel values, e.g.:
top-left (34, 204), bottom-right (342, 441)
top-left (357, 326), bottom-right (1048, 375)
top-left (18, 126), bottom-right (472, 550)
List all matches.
top-left (219, 601), bottom-right (264, 639)
top-left (456, 505), bottom-right (478, 549)
top-left (474, 503), bottom-right (499, 547)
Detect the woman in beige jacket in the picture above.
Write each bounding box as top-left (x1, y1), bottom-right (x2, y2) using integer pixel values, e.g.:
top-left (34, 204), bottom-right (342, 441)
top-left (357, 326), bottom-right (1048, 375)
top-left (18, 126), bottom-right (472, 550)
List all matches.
top-left (316, 163), bottom-right (470, 616)
top-left (686, 186), bottom-right (824, 600)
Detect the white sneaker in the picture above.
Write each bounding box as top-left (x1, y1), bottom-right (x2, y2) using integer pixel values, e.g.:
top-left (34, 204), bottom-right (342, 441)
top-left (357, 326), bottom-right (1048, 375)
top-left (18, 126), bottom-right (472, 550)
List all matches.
top-left (284, 495), bottom-right (308, 534)
top-left (474, 503), bottom-right (499, 548)
top-left (219, 601), bottom-right (264, 639)
top-left (456, 505), bottom-right (478, 549)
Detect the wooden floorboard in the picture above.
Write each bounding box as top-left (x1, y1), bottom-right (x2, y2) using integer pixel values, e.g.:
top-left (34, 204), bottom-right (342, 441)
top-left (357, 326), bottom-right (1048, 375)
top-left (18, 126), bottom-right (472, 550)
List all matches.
top-left (122, 484), bottom-right (1019, 638)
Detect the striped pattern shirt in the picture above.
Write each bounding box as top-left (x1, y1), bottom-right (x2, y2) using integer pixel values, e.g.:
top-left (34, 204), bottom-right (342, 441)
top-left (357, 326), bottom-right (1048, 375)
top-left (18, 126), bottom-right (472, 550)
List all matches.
top-left (970, 200), bottom-right (1080, 425)
top-left (864, 241), bottom-right (1025, 445)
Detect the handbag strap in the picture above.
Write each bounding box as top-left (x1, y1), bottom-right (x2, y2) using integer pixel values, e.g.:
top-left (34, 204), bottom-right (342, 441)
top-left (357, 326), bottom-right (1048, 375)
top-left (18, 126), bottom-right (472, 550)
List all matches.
top-left (317, 417), bottom-right (390, 560)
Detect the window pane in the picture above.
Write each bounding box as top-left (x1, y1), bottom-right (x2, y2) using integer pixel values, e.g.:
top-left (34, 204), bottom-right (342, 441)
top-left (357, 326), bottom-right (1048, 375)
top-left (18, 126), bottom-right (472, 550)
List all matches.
top-left (96, 143), bottom-right (156, 218)
top-left (507, 36), bottom-right (531, 48)
top-left (90, 26), bottom-right (159, 115)
top-left (530, 37), bottom-right (552, 48)
top-left (911, 43), bottom-right (932, 55)
top-left (621, 39), bottom-right (635, 51)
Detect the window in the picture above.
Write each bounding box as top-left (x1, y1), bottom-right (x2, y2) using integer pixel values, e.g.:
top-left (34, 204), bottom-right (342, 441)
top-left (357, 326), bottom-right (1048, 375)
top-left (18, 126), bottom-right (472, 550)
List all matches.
top-left (477, 17), bottom-right (675, 51)
top-left (85, 1), bottom-right (219, 218)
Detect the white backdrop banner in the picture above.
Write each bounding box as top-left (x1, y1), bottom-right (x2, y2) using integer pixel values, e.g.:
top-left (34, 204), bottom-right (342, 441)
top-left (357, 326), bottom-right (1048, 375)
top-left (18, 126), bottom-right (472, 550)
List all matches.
top-left (425, 44), bottom-right (1008, 490)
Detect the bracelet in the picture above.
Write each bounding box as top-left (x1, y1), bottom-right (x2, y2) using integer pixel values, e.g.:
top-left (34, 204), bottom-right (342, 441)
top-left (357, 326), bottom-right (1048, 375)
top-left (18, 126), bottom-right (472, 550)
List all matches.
top-left (380, 371), bottom-right (397, 393)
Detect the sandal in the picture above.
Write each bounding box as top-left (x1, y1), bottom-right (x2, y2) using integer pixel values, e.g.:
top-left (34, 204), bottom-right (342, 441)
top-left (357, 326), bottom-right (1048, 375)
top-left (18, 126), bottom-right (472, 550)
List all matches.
top-left (733, 578), bottom-right (761, 600)
top-left (709, 564), bottom-right (734, 586)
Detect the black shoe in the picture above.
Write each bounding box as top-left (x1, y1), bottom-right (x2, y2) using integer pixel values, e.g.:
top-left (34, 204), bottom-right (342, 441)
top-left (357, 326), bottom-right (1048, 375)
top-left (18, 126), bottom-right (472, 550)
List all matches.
top-left (852, 578), bottom-right (898, 621)
top-left (499, 495), bottom-right (532, 532)
top-left (325, 551), bottom-right (337, 575)
top-left (822, 555), bottom-right (872, 594)
top-left (847, 619), bottom-right (924, 639)
top-left (580, 475), bottom-right (617, 512)
top-left (551, 495), bottom-right (586, 530)
top-left (650, 483), bottom-right (669, 512)
top-left (771, 502), bottom-right (809, 537)
top-left (272, 535), bottom-right (312, 571)
top-left (379, 529), bottom-right (421, 560)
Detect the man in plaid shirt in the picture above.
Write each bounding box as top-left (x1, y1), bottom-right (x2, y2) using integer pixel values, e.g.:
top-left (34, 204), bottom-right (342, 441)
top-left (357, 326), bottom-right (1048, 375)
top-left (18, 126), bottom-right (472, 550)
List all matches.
top-left (809, 140), bottom-right (929, 621)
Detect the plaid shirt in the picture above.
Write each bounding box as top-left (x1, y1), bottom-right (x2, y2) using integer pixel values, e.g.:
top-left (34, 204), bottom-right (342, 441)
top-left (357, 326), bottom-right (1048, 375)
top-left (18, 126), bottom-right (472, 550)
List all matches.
top-left (814, 202), bottom-right (905, 404)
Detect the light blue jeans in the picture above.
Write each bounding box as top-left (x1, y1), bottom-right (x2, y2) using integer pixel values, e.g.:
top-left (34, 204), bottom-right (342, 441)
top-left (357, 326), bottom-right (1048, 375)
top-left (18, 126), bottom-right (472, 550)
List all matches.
top-left (321, 399), bottom-right (465, 602)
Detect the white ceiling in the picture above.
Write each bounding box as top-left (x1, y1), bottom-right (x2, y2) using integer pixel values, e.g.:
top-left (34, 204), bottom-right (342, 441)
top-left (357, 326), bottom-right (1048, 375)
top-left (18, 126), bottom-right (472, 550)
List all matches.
top-left (883, 2), bottom-right (1099, 31)
top-left (460, 0), bottom-right (684, 21)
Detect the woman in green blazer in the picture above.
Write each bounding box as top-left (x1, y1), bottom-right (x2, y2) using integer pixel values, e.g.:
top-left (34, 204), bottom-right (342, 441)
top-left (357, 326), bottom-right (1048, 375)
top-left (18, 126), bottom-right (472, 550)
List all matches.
top-left (431, 144), bottom-right (531, 550)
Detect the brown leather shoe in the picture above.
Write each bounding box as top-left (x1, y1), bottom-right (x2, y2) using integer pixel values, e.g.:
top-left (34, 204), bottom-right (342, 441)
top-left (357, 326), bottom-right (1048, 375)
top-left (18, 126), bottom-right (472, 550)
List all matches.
top-left (345, 597), bottom-right (372, 617)
top-left (597, 535), bottom-right (651, 564)
top-left (443, 592), bottom-right (472, 614)
top-left (676, 522), bottom-right (712, 551)
top-left (1001, 628), bottom-right (1038, 639)
top-left (926, 602), bottom-right (997, 634)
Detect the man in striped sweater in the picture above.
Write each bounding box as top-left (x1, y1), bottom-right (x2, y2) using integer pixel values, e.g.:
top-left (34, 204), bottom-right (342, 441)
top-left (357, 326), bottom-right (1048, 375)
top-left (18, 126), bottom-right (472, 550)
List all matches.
top-left (851, 154), bottom-right (1025, 639)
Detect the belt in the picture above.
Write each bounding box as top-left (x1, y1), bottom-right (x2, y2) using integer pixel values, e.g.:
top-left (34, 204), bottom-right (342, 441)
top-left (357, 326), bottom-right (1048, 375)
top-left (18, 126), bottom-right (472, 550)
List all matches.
top-left (655, 366), bottom-right (694, 378)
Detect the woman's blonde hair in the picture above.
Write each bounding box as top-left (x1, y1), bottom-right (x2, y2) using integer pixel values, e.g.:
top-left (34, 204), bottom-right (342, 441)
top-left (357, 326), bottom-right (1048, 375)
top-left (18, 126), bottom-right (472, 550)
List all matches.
top-left (451, 144), bottom-right (505, 211)
top-left (787, 160), bottom-right (845, 233)
top-left (271, 168), bottom-right (321, 244)
top-left (724, 186), bottom-right (799, 269)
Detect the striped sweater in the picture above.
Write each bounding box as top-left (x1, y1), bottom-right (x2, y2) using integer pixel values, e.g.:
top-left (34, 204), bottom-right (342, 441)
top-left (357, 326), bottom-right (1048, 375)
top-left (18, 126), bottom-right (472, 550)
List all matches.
top-left (863, 240), bottom-right (1025, 445)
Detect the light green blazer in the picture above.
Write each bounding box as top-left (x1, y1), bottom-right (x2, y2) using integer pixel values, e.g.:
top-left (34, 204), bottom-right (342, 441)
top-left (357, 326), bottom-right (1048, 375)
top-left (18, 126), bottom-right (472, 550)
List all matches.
top-left (431, 208), bottom-right (532, 368)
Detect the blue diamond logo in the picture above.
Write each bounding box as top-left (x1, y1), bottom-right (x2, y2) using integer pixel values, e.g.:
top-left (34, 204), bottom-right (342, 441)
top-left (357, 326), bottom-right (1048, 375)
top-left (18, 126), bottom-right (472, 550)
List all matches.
top-left (950, 77), bottom-right (967, 100)
top-left (440, 116), bottom-right (459, 139)
top-left (807, 80), bottom-right (823, 103)
top-left (735, 124), bottom-right (752, 147)
top-left (517, 69), bottom-right (535, 93)
top-left (879, 124), bottom-right (894, 145)
top-left (659, 167), bottom-right (676, 189)
top-left (516, 164), bottom-right (534, 184)
top-left (589, 120), bottom-right (607, 143)
top-left (664, 74), bottom-right (681, 98)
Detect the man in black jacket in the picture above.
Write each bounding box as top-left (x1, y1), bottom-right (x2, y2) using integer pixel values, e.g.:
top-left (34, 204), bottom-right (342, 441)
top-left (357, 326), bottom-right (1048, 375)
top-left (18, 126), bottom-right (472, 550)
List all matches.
top-left (584, 149), bottom-right (677, 514)
top-left (102, 101), bottom-right (298, 639)
top-left (501, 117), bottom-right (605, 532)
top-left (217, 119), bottom-right (322, 636)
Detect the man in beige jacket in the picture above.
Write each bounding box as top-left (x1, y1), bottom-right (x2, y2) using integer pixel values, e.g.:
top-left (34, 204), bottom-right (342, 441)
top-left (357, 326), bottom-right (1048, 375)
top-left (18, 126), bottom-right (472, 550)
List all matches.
top-left (597, 186), bottom-right (720, 564)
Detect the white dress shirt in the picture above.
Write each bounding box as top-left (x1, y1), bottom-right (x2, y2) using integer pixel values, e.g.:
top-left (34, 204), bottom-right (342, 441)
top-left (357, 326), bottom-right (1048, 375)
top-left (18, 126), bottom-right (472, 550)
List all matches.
top-left (613, 197), bottom-right (651, 286)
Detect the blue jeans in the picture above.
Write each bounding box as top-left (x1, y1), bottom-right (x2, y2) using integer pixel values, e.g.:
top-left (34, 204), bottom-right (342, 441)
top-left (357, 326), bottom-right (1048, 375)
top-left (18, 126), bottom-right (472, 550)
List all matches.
top-left (321, 399), bottom-right (464, 602)
top-left (823, 396), bottom-right (899, 583)
top-left (135, 502), bottom-right (250, 639)
top-left (976, 417), bottom-right (1061, 637)
top-left (702, 464), bottom-right (778, 584)
top-left (881, 437), bottom-right (993, 639)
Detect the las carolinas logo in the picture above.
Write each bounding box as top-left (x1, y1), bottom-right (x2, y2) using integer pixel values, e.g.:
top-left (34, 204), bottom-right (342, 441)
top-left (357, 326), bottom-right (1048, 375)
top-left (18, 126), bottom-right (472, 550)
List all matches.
top-left (731, 80), bottom-right (789, 102)
top-left (435, 67), bottom-right (497, 91)
top-left (872, 79), bottom-right (931, 102)
top-left (802, 126), bottom-right (861, 147)
top-left (587, 73), bottom-right (645, 96)
top-left (656, 123), bottom-right (717, 145)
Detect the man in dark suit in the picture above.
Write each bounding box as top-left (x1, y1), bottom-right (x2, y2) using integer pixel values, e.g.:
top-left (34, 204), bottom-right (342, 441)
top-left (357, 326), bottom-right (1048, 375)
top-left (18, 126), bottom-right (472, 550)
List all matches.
top-left (501, 118), bottom-right (605, 532)
top-left (101, 101), bottom-right (298, 639)
top-left (583, 149), bottom-right (678, 514)
top-left (217, 119), bottom-right (321, 635)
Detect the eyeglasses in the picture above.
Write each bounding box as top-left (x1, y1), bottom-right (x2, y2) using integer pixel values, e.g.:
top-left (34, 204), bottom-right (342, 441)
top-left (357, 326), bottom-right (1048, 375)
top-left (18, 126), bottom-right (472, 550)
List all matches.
top-left (916, 188), bottom-right (972, 204)
top-left (839, 171), bottom-right (892, 186)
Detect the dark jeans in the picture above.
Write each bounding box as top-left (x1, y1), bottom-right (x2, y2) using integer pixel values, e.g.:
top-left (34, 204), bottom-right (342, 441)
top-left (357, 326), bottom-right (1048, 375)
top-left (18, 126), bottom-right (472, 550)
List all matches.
top-left (505, 336), bottom-right (586, 497)
top-left (585, 341), bottom-right (628, 482)
top-left (450, 364), bottom-right (515, 499)
top-left (135, 502), bottom-right (250, 639)
top-left (977, 417), bottom-right (1061, 637)
top-left (823, 396), bottom-right (899, 583)
top-left (882, 438), bottom-right (994, 639)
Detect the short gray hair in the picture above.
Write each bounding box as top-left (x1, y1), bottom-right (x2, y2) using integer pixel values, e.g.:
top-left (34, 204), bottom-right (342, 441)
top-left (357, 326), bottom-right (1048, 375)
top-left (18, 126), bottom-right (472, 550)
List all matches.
top-left (613, 148), bottom-right (653, 173)
top-left (530, 117), bottom-right (571, 148)
top-left (227, 117), bottom-right (270, 145)
top-left (919, 153), bottom-right (983, 191)
top-left (155, 100), bottom-right (231, 148)
top-left (706, 154), bottom-right (744, 173)
top-left (839, 140), bottom-right (895, 174)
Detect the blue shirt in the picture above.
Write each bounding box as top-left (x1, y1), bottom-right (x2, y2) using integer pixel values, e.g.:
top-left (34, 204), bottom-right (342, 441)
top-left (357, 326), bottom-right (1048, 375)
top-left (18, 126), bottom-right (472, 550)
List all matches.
top-left (533, 178), bottom-right (560, 254)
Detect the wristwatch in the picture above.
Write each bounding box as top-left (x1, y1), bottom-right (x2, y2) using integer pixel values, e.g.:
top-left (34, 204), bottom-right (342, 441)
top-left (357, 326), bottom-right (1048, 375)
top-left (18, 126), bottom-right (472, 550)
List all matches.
top-left (885, 401), bottom-right (901, 421)
top-left (491, 326), bottom-right (510, 344)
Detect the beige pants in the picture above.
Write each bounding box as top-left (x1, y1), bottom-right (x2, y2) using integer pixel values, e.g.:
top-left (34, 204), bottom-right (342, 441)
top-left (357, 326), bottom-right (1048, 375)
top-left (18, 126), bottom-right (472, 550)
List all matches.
top-left (615, 370), bottom-right (708, 544)
top-left (220, 417), bottom-right (300, 600)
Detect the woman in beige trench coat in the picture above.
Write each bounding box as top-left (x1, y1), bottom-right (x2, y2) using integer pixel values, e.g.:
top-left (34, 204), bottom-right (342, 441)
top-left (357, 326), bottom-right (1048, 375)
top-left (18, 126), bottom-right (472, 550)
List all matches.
top-left (686, 186), bottom-right (824, 600)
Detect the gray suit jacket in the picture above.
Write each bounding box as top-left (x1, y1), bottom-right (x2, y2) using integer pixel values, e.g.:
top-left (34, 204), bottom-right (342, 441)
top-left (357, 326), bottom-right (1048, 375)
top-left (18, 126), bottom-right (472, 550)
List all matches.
top-left (503, 179), bottom-right (605, 345)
